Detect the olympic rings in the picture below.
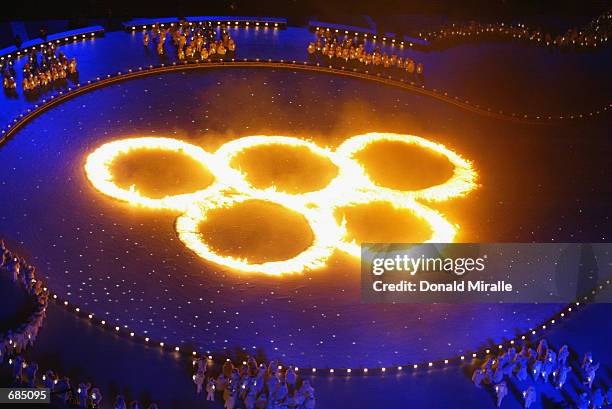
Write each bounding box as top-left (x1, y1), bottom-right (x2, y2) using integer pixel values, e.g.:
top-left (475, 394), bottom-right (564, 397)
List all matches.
top-left (85, 133), bottom-right (477, 276)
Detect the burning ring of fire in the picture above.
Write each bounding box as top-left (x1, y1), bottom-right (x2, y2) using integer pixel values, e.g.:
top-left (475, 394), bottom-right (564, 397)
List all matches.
top-left (85, 133), bottom-right (477, 276)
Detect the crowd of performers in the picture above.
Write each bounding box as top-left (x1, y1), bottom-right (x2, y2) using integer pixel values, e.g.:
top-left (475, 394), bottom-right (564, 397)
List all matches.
top-left (10, 355), bottom-right (163, 409)
top-left (307, 29), bottom-right (424, 78)
top-left (193, 356), bottom-right (316, 409)
top-left (1, 241), bottom-right (313, 409)
top-left (471, 339), bottom-right (611, 408)
top-left (420, 10), bottom-right (611, 48)
top-left (0, 241), bottom-right (156, 409)
top-left (9, 355), bottom-right (113, 409)
top-left (142, 21), bottom-right (236, 61)
top-left (1, 44), bottom-right (77, 97)
top-left (0, 241), bottom-right (48, 363)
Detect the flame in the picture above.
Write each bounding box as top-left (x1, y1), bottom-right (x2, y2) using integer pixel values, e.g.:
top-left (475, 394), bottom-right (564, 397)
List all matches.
top-left (336, 133), bottom-right (477, 202)
top-left (84, 137), bottom-right (246, 212)
top-left (85, 133), bottom-right (477, 276)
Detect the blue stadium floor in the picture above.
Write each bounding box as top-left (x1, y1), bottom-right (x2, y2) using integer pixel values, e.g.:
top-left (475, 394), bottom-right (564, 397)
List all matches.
top-left (0, 24), bottom-right (611, 409)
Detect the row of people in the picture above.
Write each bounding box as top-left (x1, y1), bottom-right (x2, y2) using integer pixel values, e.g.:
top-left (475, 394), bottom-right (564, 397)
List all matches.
top-left (194, 356), bottom-right (315, 409)
top-left (143, 22), bottom-right (236, 61)
top-left (308, 29), bottom-right (423, 77)
top-left (0, 241), bottom-right (48, 362)
top-left (472, 339), bottom-right (610, 408)
top-left (0, 243), bottom-right (161, 409)
top-left (8, 354), bottom-right (160, 409)
top-left (420, 14), bottom-right (610, 49)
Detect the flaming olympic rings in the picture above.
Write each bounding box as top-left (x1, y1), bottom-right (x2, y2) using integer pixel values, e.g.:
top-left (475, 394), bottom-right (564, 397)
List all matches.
top-left (84, 133), bottom-right (477, 276)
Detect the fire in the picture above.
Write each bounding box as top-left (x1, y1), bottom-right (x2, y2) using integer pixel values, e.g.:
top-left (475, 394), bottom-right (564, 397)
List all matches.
top-left (84, 137), bottom-right (245, 212)
top-left (85, 133), bottom-right (477, 276)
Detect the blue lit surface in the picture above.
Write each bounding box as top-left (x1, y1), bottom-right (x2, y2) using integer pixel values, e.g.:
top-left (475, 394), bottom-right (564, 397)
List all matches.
top-left (3, 66), bottom-right (610, 368)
